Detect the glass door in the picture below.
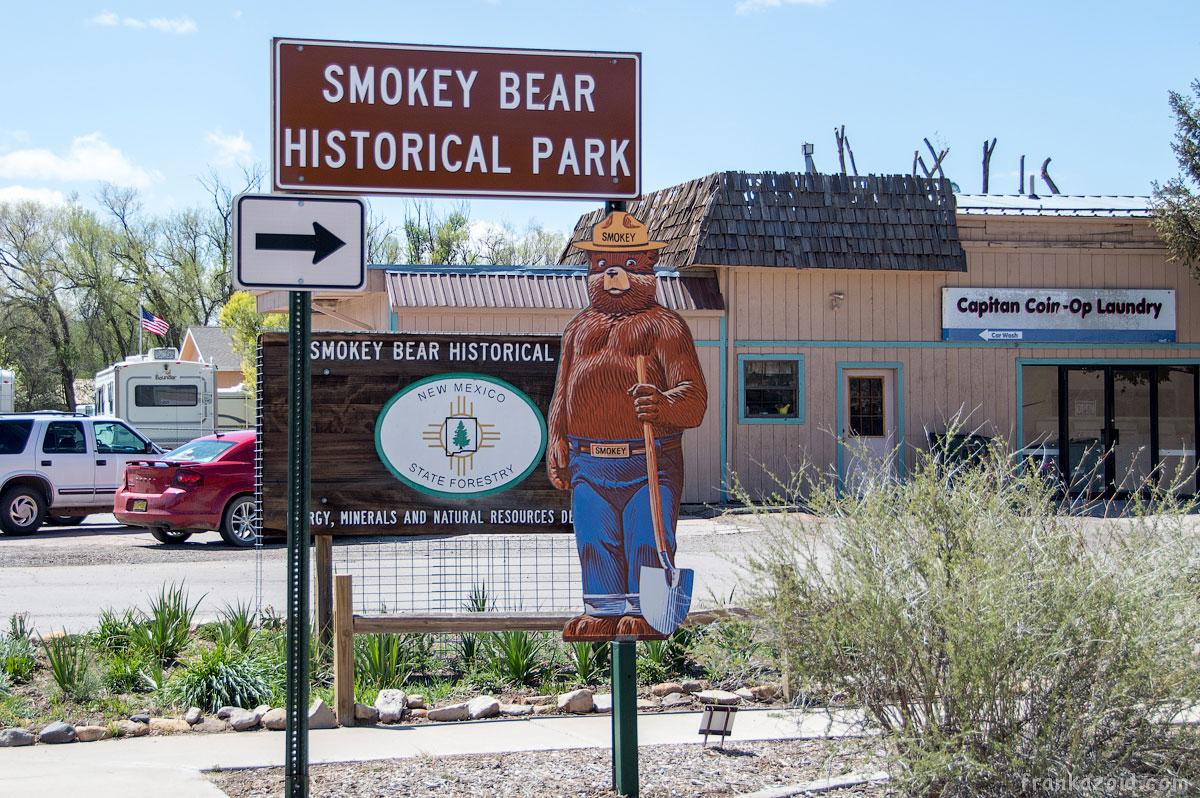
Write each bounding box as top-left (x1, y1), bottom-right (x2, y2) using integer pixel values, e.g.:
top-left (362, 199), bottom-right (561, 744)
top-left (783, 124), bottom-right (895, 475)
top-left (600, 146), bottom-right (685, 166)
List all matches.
top-left (1065, 367), bottom-right (1106, 493)
top-left (1111, 368), bottom-right (1154, 492)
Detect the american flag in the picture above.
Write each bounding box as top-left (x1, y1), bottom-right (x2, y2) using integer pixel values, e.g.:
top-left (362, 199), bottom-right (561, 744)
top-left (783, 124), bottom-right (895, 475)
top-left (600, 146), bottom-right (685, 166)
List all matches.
top-left (140, 307), bottom-right (169, 337)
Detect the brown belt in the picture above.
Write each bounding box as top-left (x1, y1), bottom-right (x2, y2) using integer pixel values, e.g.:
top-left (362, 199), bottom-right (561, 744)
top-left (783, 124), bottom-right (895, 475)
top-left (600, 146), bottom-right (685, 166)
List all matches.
top-left (572, 438), bottom-right (682, 458)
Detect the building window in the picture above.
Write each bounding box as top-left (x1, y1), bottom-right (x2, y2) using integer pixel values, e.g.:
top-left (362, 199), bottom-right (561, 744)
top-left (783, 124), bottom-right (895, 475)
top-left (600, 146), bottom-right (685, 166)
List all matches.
top-left (739, 355), bottom-right (804, 424)
top-left (847, 376), bottom-right (885, 437)
top-left (134, 385), bottom-right (198, 408)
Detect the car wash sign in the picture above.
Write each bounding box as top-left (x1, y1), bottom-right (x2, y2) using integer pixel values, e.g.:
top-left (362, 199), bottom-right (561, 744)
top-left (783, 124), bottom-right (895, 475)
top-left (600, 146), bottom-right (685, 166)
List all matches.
top-left (942, 287), bottom-right (1176, 343)
top-left (272, 38), bottom-right (640, 199)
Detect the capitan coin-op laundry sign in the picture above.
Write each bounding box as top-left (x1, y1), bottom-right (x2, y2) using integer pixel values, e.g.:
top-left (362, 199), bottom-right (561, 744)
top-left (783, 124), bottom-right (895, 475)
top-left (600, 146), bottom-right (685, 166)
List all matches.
top-left (942, 288), bottom-right (1176, 343)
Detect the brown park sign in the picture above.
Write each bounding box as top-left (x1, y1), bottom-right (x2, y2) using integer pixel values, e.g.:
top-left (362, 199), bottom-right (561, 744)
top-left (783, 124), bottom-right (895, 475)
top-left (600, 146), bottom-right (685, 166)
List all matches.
top-left (258, 331), bottom-right (570, 537)
top-left (272, 38), bottom-right (640, 199)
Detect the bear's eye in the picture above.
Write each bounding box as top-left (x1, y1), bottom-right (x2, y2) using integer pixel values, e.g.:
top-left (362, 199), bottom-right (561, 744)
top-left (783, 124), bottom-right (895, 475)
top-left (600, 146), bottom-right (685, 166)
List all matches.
top-left (595, 258), bottom-right (607, 271)
top-left (625, 258), bottom-right (637, 269)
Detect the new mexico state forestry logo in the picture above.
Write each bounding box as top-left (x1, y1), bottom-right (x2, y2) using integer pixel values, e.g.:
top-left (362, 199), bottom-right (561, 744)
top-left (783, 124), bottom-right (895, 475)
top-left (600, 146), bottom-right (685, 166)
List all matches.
top-left (375, 373), bottom-right (547, 499)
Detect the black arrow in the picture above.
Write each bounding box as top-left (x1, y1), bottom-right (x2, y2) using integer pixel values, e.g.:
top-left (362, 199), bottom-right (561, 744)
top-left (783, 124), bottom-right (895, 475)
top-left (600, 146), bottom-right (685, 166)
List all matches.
top-left (256, 222), bottom-right (346, 264)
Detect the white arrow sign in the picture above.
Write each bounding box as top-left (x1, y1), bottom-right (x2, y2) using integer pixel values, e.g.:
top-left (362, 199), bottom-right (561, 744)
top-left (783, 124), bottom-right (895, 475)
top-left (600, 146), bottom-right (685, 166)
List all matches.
top-left (233, 193), bottom-right (365, 292)
top-left (978, 329), bottom-right (1023, 341)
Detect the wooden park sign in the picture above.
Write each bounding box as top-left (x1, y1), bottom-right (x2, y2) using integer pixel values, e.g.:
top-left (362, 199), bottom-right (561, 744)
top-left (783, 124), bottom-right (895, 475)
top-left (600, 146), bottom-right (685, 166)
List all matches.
top-left (272, 38), bottom-right (640, 199)
top-left (258, 331), bottom-right (570, 536)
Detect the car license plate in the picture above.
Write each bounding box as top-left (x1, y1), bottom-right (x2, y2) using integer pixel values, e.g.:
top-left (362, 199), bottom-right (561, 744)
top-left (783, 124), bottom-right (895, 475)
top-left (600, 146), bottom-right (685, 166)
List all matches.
top-left (130, 499), bottom-right (147, 512)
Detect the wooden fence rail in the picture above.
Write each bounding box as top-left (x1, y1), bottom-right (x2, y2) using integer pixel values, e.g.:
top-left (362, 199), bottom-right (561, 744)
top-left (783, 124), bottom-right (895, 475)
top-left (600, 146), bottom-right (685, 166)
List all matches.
top-left (331, 573), bottom-right (749, 726)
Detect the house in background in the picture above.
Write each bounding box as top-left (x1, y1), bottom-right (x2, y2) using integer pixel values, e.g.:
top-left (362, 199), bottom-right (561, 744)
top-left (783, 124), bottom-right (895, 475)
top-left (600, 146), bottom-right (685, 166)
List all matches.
top-left (180, 326), bottom-right (244, 390)
top-left (256, 171), bottom-right (1196, 503)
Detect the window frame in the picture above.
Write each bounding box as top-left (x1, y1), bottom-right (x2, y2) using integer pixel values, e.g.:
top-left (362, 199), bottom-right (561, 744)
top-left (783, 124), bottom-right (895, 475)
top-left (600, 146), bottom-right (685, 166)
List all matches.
top-left (738, 354), bottom-right (805, 425)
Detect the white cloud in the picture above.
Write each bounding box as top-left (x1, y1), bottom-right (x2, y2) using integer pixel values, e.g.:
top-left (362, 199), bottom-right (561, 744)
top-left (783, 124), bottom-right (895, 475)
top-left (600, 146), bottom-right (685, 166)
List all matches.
top-left (89, 11), bottom-right (196, 33)
top-left (0, 133), bottom-right (160, 188)
top-left (206, 129), bottom-right (253, 167)
top-left (735, 0), bottom-right (829, 14)
top-left (0, 185), bottom-right (66, 205)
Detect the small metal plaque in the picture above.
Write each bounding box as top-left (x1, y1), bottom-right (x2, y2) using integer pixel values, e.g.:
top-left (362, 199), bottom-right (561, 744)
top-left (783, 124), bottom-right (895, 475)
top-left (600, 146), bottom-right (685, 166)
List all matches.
top-left (590, 443), bottom-right (630, 458)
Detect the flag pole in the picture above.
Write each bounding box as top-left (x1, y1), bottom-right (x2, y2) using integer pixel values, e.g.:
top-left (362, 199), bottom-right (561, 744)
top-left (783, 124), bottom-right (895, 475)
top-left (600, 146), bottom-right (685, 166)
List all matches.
top-left (138, 304), bottom-right (144, 357)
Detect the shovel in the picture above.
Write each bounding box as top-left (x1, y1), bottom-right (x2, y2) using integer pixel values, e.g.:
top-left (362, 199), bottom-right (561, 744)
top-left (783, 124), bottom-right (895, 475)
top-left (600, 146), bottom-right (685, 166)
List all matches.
top-left (635, 355), bottom-right (693, 635)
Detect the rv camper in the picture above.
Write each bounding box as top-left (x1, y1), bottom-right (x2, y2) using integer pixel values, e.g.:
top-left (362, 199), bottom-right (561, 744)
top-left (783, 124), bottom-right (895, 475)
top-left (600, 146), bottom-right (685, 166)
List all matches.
top-left (0, 369), bottom-right (13, 413)
top-left (94, 348), bottom-right (217, 450)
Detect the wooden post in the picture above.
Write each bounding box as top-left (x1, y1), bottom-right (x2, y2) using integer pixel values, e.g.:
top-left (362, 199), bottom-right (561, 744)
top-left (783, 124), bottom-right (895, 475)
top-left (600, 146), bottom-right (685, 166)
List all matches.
top-left (315, 535), bottom-right (333, 648)
top-left (333, 574), bottom-right (355, 727)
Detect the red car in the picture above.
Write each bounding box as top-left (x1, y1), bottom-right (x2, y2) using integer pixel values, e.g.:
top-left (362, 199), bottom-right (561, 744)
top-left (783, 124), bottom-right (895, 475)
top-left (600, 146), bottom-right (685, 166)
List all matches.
top-left (114, 430), bottom-right (257, 547)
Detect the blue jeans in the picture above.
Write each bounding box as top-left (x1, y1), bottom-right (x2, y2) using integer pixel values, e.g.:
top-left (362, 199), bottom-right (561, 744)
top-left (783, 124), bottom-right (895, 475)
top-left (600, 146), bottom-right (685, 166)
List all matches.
top-left (568, 435), bottom-right (683, 617)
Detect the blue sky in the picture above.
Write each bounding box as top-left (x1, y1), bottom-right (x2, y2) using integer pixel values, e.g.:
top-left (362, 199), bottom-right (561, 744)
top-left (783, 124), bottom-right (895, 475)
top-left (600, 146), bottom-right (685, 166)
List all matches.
top-left (2, 1), bottom-right (1197, 237)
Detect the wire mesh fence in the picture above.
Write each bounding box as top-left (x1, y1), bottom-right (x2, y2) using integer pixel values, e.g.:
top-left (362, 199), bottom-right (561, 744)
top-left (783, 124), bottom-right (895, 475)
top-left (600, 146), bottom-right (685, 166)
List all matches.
top-left (332, 534), bottom-right (582, 616)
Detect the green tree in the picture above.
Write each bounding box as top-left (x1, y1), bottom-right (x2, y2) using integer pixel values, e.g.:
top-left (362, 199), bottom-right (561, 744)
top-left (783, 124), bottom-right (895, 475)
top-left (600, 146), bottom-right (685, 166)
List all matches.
top-left (403, 201), bottom-right (476, 265)
top-left (1152, 79), bottom-right (1200, 274)
top-left (217, 291), bottom-right (285, 401)
top-left (452, 420), bottom-right (470, 451)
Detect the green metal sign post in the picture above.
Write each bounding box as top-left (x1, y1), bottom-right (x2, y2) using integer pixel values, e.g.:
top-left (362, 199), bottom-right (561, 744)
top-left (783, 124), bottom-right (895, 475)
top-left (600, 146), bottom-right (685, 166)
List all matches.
top-left (611, 640), bottom-right (639, 796)
top-left (284, 290), bottom-right (312, 798)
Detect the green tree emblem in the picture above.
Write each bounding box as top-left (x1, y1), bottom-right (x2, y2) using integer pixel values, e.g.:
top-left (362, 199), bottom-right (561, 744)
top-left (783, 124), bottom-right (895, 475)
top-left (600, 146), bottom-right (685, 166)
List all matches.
top-left (452, 420), bottom-right (471, 452)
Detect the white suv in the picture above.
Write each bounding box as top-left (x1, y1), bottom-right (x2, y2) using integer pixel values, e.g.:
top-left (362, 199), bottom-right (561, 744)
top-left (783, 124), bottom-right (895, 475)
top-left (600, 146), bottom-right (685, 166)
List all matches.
top-left (0, 412), bottom-right (159, 535)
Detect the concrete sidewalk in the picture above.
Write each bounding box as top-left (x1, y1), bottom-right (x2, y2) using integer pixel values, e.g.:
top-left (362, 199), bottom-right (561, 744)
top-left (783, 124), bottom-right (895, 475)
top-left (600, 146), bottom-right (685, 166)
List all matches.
top-left (0, 708), bottom-right (861, 797)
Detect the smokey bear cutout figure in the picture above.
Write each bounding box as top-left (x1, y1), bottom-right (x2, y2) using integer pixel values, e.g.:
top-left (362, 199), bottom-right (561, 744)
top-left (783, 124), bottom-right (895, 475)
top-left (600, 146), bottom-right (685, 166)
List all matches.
top-left (548, 211), bottom-right (707, 641)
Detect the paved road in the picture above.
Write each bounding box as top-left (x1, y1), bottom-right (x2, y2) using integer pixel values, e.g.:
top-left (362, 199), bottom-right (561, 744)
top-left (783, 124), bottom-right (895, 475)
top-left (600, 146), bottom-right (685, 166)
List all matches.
top-left (0, 512), bottom-right (771, 634)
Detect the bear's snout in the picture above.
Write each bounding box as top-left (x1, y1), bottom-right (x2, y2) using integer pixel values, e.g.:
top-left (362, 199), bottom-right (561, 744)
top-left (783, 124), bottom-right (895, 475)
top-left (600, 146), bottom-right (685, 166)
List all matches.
top-left (603, 267), bottom-right (631, 293)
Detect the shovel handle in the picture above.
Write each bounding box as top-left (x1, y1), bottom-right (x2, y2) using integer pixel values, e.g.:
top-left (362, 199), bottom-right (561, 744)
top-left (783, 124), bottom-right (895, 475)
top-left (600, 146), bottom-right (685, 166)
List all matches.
top-left (636, 356), bottom-right (671, 563)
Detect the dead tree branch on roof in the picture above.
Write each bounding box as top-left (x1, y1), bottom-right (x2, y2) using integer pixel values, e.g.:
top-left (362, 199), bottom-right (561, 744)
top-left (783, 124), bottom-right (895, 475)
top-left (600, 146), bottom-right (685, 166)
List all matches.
top-left (923, 138), bottom-right (949, 178)
top-left (1040, 158), bottom-right (1060, 195)
top-left (834, 126), bottom-right (858, 176)
top-left (982, 138), bottom-right (997, 193)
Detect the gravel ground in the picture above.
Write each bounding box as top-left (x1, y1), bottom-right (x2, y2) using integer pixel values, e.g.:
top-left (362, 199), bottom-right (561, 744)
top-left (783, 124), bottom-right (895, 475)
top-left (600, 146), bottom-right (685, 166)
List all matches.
top-left (208, 737), bottom-right (893, 797)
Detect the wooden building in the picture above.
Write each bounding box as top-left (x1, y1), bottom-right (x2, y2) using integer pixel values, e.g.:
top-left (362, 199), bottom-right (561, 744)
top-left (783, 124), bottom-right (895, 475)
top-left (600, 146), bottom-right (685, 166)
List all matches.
top-left (259, 172), bottom-right (1195, 503)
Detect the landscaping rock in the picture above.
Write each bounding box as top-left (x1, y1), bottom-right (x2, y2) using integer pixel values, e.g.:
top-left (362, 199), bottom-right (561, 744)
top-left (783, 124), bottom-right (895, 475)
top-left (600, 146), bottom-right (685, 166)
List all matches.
top-left (750, 684), bottom-right (778, 701)
top-left (193, 718), bottom-right (230, 733)
top-left (116, 720), bottom-right (148, 738)
top-left (660, 692), bottom-right (692, 708)
top-left (695, 689), bottom-right (741, 705)
top-left (308, 699), bottom-right (337, 730)
top-left (651, 682), bottom-right (684, 697)
top-left (468, 696), bottom-right (500, 720)
top-left (38, 722), bottom-right (76, 744)
top-left (680, 680), bottom-right (706, 693)
top-left (375, 689), bottom-right (408, 723)
top-left (228, 708), bottom-right (260, 731)
top-left (532, 704), bottom-right (555, 715)
top-left (253, 704), bottom-right (271, 719)
top-left (129, 713), bottom-right (150, 724)
top-left (0, 728), bottom-right (35, 747)
top-left (526, 695), bottom-right (551, 705)
top-left (406, 693), bottom-right (425, 709)
top-left (409, 708), bottom-right (428, 720)
top-left (261, 708), bottom-right (287, 731)
top-left (593, 694), bottom-right (613, 713)
top-left (499, 703), bottom-right (533, 717)
top-left (184, 707), bottom-right (203, 725)
top-left (150, 717), bottom-right (192, 734)
top-left (427, 702), bottom-right (471, 722)
top-left (74, 725), bottom-right (111, 742)
top-left (637, 698), bottom-right (659, 710)
top-left (736, 688), bottom-right (756, 702)
top-left (216, 706), bottom-right (236, 720)
top-left (355, 703), bottom-right (380, 724)
top-left (558, 689), bottom-right (594, 714)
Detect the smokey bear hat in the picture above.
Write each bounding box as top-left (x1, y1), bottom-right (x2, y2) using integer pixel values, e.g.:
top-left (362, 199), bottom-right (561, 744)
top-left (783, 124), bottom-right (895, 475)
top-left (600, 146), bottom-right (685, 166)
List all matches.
top-left (572, 211), bottom-right (668, 252)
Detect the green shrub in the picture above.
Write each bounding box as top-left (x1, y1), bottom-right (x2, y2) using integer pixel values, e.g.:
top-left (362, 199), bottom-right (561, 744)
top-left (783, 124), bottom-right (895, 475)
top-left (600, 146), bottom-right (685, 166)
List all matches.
top-left (0, 633), bottom-right (36, 684)
top-left (742, 437), bottom-right (1200, 796)
top-left (691, 619), bottom-right (770, 687)
top-left (104, 650), bottom-right (152, 694)
top-left (214, 601), bottom-right (258, 654)
top-left (129, 583), bottom-right (201, 665)
top-left (40, 634), bottom-right (95, 701)
top-left (636, 640), bottom-right (669, 685)
top-left (567, 640), bottom-right (610, 685)
top-left (486, 631), bottom-right (543, 687)
top-left (354, 633), bottom-right (415, 690)
top-left (160, 645), bottom-right (274, 712)
top-left (92, 608), bottom-right (138, 653)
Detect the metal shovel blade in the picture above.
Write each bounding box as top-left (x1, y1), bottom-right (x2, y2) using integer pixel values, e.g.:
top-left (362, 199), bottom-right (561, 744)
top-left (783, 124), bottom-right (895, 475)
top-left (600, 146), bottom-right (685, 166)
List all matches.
top-left (640, 553), bottom-right (694, 635)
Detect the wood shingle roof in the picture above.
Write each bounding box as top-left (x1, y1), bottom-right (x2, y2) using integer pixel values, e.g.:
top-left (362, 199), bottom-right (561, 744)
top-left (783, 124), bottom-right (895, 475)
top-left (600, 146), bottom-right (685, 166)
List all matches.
top-left (559, 171), bottom-right (967, 272)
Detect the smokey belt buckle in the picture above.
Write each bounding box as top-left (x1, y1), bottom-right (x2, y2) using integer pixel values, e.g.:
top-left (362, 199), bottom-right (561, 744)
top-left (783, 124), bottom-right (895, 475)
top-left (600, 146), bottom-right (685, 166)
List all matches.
top-left (589, 443), bottom-right (631, 458)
